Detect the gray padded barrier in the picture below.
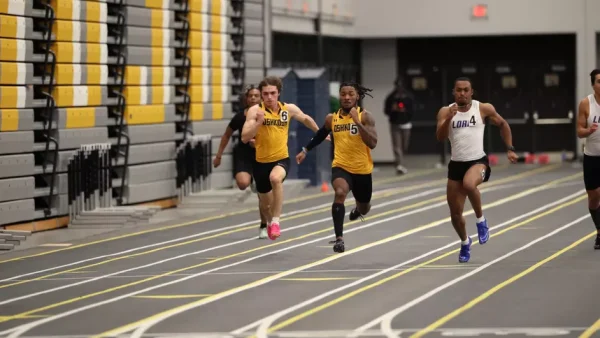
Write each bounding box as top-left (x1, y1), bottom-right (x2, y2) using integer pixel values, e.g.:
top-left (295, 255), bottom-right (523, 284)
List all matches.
top-left (0, 154), bottom-right (34, 179)
top-left (54, 107), bottom-right (110, 129)
top-left (123, 179), bottom-right (177, 204)
top-left (125, 46), bottom-right (183, 66)
top-left (50, 128), bottom-right (109, 150)
top-left (244, 3), bottom-right (263, 20)
top-left (0, 109), bottom-right (34, 131)
top-left (245, 68), bottom-right (265, 86)
top-left (244, 36), bottom-right (264, 53)
top-left (124, 124), bottom-right (176, 144)
top-left (125, 7), bottom-right (178, 28)
top-left (0, 131), bottom-right (34, 155)
top-left (124, 27), bottom-right (180, 48)
top-left (0, 177), bottom-right (35, 202)
top-left (244, 52), bottom-right (265, 69)
top-left (126, 161), bottom-right (176, 185)
top-left (126, 142), bottom-right (176, 165)
top-left (244, 19), bottom-right (263, 36)
top-left (0, 199), bottom-right (34, 226)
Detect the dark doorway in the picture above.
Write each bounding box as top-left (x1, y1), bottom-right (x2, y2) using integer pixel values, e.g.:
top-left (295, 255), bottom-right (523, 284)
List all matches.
top-left (396, 34), bottom-right (576, 156)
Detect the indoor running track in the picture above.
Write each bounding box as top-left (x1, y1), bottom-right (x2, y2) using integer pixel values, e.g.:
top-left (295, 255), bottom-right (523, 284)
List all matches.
top-left (0, 163), bottom-right (599, 338)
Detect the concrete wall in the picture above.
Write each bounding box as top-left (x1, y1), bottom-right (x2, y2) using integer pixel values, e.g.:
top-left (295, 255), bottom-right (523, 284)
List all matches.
top-left (269, 0), bottom-right (599, 160)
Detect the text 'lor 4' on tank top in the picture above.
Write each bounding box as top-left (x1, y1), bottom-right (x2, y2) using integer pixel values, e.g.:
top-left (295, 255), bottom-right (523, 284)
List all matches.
top-left (447, 100), bottom-right (486, 162)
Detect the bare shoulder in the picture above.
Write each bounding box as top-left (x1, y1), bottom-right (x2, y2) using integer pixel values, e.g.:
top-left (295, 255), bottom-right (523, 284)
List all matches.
top-left (579, 96), bottom-right (590, 109)
top-left (361, 110), bottom-right (376, 125)
top-left (437, 106), bottom-right (449, 120)
top-left (285, 103), bottom-right (301, 113)
top-left (478, 102), bottom-right (498, 116)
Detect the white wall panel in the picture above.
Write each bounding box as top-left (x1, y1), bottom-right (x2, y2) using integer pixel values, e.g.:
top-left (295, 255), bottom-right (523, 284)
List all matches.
top-left (360, 39), bottom-right (396, 163)
top-left (353, 0), bottom-right (583, 38)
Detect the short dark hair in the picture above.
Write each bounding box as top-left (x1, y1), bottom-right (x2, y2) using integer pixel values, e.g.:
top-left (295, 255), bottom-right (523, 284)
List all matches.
top-left (259, 76), bottom-right (283, 93)
top-left (590, 69), bottom-right (600, 86)
top-left (455, 76), bottom-right (473, 87)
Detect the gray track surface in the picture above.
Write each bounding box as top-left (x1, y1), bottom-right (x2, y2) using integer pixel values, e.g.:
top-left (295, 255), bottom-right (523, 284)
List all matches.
top-left (0, 163), bottom-right (599, 338)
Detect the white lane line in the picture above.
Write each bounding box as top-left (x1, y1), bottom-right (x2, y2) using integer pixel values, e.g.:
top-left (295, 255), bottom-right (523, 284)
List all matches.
top-left (232, 190), bottom-right (585, 337)
top-left (0, 182), bottom-right (438, 283)
top-left (0, 181), bottom-right (546, 338)
top-left (113, 183), bottom-right (567, 338)
top-left (357, 214), bottom-right (590, 338)
top-left (0, 188), bottom-right (444, 307)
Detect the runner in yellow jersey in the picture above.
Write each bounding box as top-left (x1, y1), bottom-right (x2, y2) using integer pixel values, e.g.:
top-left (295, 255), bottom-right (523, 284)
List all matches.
top-left (296, 82), bottom-right (378, 253)
top-left (241, 76), bottom-right (320, 240)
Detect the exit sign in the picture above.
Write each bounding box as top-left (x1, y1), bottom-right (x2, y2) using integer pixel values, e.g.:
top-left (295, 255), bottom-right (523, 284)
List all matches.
top-left (471, 4), bottom-right (488, 19)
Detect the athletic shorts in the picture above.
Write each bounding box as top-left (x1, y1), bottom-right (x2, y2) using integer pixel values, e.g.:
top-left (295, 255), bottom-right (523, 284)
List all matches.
top-left (331, 166), bottom-right (373, 204)
top-left (448, 155), bottom-right (491, 183)
top-left (252, 157), bottom-right (290, 194)
top-left (233, 145), bottom-right (255, 176)
top-left (583, 154), bottom-right (600, 190)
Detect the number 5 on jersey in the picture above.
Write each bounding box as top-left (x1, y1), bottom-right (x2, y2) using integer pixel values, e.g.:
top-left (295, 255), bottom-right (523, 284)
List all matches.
top-left (350, 124), bottom-right (358, 135)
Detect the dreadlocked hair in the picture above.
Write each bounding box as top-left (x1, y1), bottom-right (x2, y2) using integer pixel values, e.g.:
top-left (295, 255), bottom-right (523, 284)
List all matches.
top-left (340, 81), bottom-right (374, 101)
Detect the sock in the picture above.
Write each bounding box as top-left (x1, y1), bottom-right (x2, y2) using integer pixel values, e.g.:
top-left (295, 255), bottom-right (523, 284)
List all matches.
top-left (589, 208), bottom-right (600, 230)
top-left (271, 217), bottom-right (280, 224)
top-left (332, 202), bottom-right (345, 238)
top-left (260, 223), bottom-right (267, 229)
top-left (461, 238), bottom-right (470, 245)
top-left (476, 216), bottom-right (486, 223)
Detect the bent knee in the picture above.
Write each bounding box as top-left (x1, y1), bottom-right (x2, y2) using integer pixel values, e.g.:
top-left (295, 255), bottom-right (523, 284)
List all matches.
top-left (334, 187), bottom-right (348, 199)
top-left (588, 190), bottom-right (600, 208)
top-left (357, 203), bottom-right (371, 214)
top-left (462, 181), bottom-right (479, 193)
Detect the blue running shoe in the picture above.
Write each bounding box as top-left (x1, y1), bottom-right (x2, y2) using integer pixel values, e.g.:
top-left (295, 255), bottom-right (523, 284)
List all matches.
top-left (476, 218), bottom-right (490, 244)
top-left (458, 237), bottom-right (472, 263)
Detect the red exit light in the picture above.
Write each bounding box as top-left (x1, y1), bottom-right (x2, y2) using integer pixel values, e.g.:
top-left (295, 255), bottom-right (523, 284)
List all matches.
top-left (472, 4), bottom-right (487, 18)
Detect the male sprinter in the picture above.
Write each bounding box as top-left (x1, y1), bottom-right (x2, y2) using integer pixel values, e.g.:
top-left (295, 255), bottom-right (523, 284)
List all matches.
top-left (576, 68), bottom-right (600, 249)
top-left (214, 84), bottom-right (269, 239)
top-left (296, 82), bottom-right (378, 253)
top-left (241, 76), bottom-right (320, 240)
top-left (436, 77), bottom-right (517, 263)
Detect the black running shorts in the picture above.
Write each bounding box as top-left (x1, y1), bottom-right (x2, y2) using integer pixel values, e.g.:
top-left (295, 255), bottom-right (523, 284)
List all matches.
top-left (233, 144), bottom-right (255, 176)
top-left (252, 157), bottom-right (290, 194)
top-left (331, 166), bottom-right (373, 204)
top-left (583, 154), bottom-right (600, 191)
top-left (448, 155), bottom-right (491, 183)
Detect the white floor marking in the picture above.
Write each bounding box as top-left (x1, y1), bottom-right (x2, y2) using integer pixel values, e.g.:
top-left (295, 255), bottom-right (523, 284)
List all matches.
top-left (356, 214), bottom-right (590, 338)
top-left (0, 188), bottom-right (443, 307)
top-left (118, 184), bottom-right (576, 338)
top-left (0, 181), bottom-right (555, 338)
top-left (230, 191), bottom-right (584, 337)
top-left (0, 183), bottom-right (411, 283)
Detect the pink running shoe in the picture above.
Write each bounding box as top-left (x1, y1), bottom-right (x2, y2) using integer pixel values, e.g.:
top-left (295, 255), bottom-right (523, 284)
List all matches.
top-left (267, 222), bottom-right (281, 240)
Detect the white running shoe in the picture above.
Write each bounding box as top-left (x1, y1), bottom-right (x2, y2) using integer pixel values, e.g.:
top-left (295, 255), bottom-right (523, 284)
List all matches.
top-left (258, 227), bottom-right (268, 239)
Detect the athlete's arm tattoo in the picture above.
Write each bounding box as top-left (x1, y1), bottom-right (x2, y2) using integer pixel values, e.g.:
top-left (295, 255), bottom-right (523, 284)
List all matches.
top-left (481, 103), bottom-right (514, 149)
top-left (576, 98), bottom-right (594, 138)
top-left (241, 107), bottom-right (259, 143)
top-left (356, 111), bottom-right (378, 149)
top-left (289, 104), bottom-right (320, 132)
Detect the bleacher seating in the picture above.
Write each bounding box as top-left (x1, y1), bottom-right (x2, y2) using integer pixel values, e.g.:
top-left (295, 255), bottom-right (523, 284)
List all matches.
top-left (0, 0), bottom-right (266, 239)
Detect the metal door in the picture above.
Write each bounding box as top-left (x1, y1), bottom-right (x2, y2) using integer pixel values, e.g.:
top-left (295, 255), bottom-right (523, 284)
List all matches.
top-left (398, 63), bottom-right (442, 154)
top-left (530, 61), bottom-right (576, 153)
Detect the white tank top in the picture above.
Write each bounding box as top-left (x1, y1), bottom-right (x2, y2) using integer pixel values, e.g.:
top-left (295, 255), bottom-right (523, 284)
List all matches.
top-left (584, 94), bottom-right (600, 156)
top-left (448, 100), bottom-right (487, 162)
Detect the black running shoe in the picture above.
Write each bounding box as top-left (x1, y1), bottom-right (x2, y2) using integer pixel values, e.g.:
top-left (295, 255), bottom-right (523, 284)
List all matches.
top-left (333, 239), bottom-right (345, 253)
top-left (595, 236), bottom-right (600, 250)
top-left (349, 208), bottom-right (364, 221)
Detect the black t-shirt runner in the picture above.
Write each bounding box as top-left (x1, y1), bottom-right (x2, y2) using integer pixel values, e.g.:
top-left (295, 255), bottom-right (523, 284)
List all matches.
top-left (228, 110), bottom-right (255, 159)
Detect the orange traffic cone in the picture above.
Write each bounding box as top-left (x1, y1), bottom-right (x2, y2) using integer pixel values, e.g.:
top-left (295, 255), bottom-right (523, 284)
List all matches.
top-left (321, 181), bottom-right (329, 192)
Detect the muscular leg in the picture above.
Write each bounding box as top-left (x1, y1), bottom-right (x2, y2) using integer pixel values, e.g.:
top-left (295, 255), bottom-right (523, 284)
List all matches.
top-left (447, 179), bottom-right (468, 242)
top-left (587, 188), bottom-right (600, 250)
top-left (350, 174), bottom-right (373, 221)
top-left (332, 178), bottom-right (350, 239)
top-left (331, 177), bottom-right (350, 253)
top-left (234, 172), bottom-right (252, 190)
top-left (268, 165), bottom-right (286, 220)
top-left (463, 164), bottom-right (490, 244)
top-left (447, 179), bottom-right (473, 263)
